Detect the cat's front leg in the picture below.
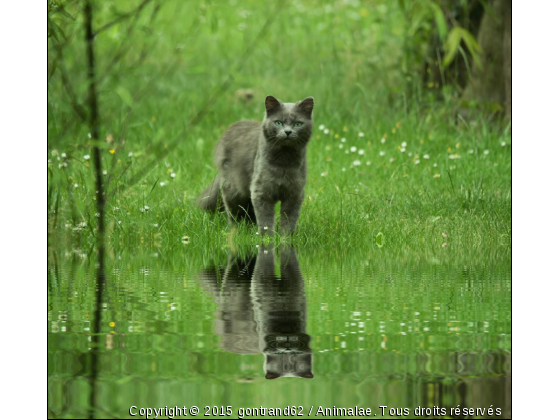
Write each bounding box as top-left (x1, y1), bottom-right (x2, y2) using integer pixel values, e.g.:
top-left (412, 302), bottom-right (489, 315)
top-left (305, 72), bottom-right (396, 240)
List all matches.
top-left (280, 193), bottom-right (304, 235)
top-left (279, 244), bottom-right (302, 278)
top-left (253, 243), bottom-right (276, 279)
top-left (252, 194), bottom-right (275, 236)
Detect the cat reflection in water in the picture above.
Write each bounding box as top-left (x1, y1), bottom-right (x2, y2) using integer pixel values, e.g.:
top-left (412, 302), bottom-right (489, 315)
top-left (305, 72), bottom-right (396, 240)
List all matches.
top-left (198, 245), bottom-right (313, 379)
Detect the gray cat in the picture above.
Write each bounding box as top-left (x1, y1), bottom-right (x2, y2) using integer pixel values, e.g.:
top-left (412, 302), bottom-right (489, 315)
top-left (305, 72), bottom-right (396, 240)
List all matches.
top-left (197, 256), bottom-right (260, 355)
top-left (251, 244), bottom-right (314, 380)
top-left (197, 245), bottom-right (313, 380)
top-left (197, 96), bottom-right (314, 235)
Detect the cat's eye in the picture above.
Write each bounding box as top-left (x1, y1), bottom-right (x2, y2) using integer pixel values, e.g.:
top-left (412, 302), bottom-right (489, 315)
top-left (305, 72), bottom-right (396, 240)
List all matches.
top-left (275, 121), bottom-right (283, 127)
top-left (294, 122), bottom-right (303, 127)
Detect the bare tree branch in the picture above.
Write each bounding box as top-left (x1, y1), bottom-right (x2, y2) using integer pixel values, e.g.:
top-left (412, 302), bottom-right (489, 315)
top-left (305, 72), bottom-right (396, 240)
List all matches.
top-left (83, 1), bottom-right (105, 418)
top-left (52, 43), bottom-right (88, 121)
top-left (105, 53), bottom-right (181, 195)
top-left (95, 1), bottom-right (163, 89)
top-left (120, 0), bottom-right (285, 192)
top-left (93, 0), bottom-right (153, 36)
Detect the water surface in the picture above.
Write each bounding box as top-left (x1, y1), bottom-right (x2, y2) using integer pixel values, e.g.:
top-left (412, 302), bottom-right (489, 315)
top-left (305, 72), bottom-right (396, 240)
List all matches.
top-left (48, 245), bottom-right (511, 418)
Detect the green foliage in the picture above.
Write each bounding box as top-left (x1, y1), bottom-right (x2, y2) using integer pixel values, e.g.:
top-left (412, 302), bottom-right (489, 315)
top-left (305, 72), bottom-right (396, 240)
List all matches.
top-left (443, 26), bottom-right (483, 69)
top-left (402, 0), bottom-right (448, 41)
top-left (47, 3), bottom-right (511, 417)
top-left (47, 0), bottom-right (511, 256)
top-left (115, 86), bottom-right (133, 107)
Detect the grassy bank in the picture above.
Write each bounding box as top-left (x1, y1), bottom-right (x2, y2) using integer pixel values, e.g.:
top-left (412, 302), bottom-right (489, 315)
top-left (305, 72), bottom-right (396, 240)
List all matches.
top-left (47, 0), bottom-right (511, 256)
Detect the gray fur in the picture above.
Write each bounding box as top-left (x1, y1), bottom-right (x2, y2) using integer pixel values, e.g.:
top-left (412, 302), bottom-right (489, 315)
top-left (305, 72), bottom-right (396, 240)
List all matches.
top-left (197, 96), bottom-right (315, 235)
top-left (251, 244), bottom-right (313, 380)
top-left (197, 256), bottom-right (259, 355)
top-left (197, 245), bottom-right (313, 380)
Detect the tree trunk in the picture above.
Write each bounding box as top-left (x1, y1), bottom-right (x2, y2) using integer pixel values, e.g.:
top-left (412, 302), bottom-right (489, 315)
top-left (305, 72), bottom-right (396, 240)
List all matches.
top-left (460, 0), bottom-right (511, 120)
top-left (503, 0), bottom-right (512, 122)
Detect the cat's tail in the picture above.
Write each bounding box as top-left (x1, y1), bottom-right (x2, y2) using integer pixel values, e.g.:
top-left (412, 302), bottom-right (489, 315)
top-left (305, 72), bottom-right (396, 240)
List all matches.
top-left (196, 177), bottom-right (222, 212)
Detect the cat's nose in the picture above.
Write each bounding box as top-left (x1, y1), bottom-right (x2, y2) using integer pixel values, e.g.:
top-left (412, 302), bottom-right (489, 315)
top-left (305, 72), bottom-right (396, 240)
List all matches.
top-left (285, 130), bottom-right (293, 137)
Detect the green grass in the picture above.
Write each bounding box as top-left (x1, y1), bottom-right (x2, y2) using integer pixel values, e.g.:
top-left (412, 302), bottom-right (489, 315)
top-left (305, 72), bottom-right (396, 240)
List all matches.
top-left (48, 0), bottom-right (511, 257)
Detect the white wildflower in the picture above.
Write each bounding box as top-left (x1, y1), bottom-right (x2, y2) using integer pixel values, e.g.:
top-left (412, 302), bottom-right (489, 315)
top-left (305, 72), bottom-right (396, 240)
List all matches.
top-left (379, 151), bottom-right (386, 157)
top-left (83, 155), bottom-right (90, 160)
top-left (423, 154), bottom-right (430, 159)
top-left (358, 132), bottom-right (364, 137)
top-left (353, 160), bottom-right (362, 166)
top-left (358, 149), bottom-right (365, 155)
top-left (350, 146), bottom-right (357, 153)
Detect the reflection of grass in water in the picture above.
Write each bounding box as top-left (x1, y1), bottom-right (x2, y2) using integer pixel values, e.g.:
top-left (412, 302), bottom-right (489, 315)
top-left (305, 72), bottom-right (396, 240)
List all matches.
top-left (47, 0), bottom-right (511, 253)
top-left (48, 246), bottom-right (510, 417)
top-left (48, 245), bottom-right (511, 350)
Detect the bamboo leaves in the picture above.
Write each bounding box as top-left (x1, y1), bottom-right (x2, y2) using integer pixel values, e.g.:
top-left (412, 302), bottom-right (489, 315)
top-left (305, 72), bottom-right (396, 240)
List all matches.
top-left (443, 26), bottom-right (483, 69)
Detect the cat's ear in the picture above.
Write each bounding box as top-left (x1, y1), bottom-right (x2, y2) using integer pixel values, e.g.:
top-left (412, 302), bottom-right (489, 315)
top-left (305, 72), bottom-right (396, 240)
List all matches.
top-left (265, 372), bottom-right (282, 380)
top-left (297, 97), bottom-right (314, 118)
top-left (265, 96), bottom-right (282, 116)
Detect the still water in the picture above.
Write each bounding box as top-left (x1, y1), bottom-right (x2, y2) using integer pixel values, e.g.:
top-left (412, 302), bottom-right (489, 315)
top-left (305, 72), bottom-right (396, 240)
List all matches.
top-left (48, 245), bottom-right (511, 419)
